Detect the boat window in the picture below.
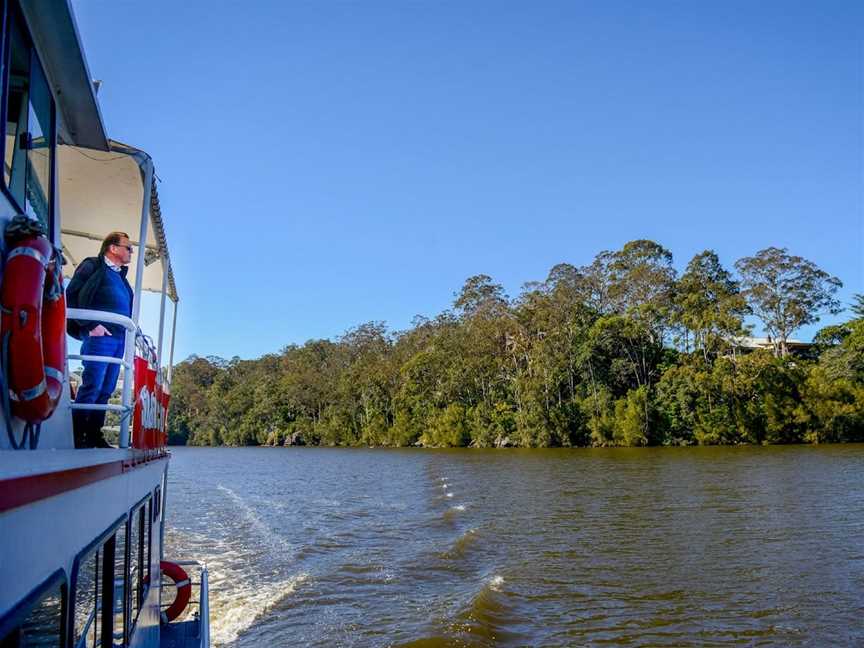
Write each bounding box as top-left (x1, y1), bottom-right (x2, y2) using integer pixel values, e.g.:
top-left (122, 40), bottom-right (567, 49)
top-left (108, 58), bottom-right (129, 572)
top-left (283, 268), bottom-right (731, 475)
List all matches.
top-left (128, 504), bottom-right (145, 626)
top-left (1, 1), bottom-right (55, 230)
top-left (127, 510), bottom-right (139, 629)
top-left (0, 579), bottom-right (65, 646)
top-left (24, 54), bottom-right (52, 224)
top-left (112, 524), bottom-right (127, 647)
top-left (73, 545), bottom-right (103, 648)
top-left (144, 498), bottom-right (152, 591)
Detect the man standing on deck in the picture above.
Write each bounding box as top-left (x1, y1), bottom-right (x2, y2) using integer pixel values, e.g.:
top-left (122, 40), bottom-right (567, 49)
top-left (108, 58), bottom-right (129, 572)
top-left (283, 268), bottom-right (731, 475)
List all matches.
top-left (66, 231), bottom-right (134, 448)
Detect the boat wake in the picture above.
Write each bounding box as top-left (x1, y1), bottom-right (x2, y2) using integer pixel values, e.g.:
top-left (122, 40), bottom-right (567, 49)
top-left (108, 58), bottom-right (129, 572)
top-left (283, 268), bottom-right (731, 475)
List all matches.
top-left (217, 484), bottom-right (295, 556)
top-left (440, 527), bottom-right (480, 560)
top-left (168, 488), bottom-right (312, 646)
top-left (164, 525), bottom-right (310, 647)
top-left (447, 574), bottom-right (529, 646)
top-left (210, 571), bottom-right (309, 647)
top-left (393, 574), bottom-right (524, 648)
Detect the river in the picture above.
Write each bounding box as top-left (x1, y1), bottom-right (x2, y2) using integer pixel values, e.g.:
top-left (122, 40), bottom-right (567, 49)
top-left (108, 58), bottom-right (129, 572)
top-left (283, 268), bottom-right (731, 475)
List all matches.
top-left (163, 445), bottom-right (864, 647)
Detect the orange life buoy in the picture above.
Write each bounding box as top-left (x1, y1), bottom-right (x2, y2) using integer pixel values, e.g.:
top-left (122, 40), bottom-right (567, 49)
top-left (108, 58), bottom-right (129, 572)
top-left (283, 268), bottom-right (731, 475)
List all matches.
top-left (160, 560), bottom-right (191, 623)
top-left (0, 235), bottom-right (66, 423)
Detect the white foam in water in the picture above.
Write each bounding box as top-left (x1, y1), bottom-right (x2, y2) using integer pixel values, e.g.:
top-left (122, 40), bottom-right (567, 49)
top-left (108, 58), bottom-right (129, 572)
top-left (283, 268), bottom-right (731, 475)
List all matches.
top-left (164, 525), bottom-right (309, 647)
top-left (210, 572), bottom-right (309, 647)
top-left (489, 575), bottom-right (504, 591)
top-left (451, 504), bottom-right (466, 512)
top-left (217, 485), bottom-right (294, 555)
top-left (446, 492), bottom-right (454, 498)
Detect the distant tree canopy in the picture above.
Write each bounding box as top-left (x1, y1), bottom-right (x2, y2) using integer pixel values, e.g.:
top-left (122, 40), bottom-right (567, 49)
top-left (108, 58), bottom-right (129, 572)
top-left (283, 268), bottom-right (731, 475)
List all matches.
top-left (168, 241), bottom-right (863, 448)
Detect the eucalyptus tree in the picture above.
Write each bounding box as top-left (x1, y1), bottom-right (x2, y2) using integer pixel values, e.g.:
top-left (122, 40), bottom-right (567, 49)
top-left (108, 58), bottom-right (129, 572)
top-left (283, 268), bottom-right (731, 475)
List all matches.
top-left (590, 240), bottom-right (677, 389)
top-left (391, 313), bottom-right (463, 445)
top-left (735, 247), bottom-right (842, 357)
top-left (511, 270), bottom-right (593, 446)
top-left (452, 275), bottom-right (514, 417)
top-left (852, 294), bottom-right (864, 319)
top-left (338, 321), bottom-right (396, 445)
top-left (676, 250), bottom-right (749, 359)
top-left (166, 355), bottom-right (225, 445)
top-left (576, 251), bottom-right (616, 315)
top-left (814, 294), bottom-right (864, 383)
top-left (279, 339), bottom-right (342, 442)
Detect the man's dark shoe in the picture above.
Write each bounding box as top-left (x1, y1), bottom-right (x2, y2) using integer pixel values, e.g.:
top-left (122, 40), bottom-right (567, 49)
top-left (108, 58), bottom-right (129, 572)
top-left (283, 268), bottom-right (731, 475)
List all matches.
top-left (86, 429), bottom-right (114, 449)
top-left (72, 411), bottom-right (90, 448)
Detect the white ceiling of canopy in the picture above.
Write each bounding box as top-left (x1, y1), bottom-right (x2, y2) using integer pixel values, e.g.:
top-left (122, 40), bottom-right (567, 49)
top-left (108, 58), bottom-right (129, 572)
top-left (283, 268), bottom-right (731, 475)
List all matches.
top-left (57, 143), bottom-right (178, 302)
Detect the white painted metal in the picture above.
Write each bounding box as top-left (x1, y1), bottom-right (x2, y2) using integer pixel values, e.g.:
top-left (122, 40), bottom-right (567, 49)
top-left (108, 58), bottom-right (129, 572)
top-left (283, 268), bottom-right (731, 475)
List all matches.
top-left (68, 354), bottom-right (128, 366)
top-left (167, 301), bottom-right (179, 384)
top-left (0, 448), bottom-right (121, 479)
top-left (119, 159), bottom-right (153, 449)
top-left (157, 268), bottom-right (168, 371)
top-left (131, 160), bottom-right (152, 329)
top-left (66, 308), bottom-right (137, 332)
top-left (199, 566), bottom-right (210, 648)
top-left (68, 402), bottom-right (128, 413)
top-left (66, 307), bottom-right (139, 446)
top-left (0, 457), bottom-right (168, 621)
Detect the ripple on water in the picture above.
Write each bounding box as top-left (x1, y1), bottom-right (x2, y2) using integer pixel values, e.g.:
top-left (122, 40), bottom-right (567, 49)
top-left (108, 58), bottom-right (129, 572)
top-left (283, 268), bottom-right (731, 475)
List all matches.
top-left (165, 445), bottom-right (864, 647)
top-left (439, 528), bottom-right (480, 560)
top-left (448, 575), bottom-right (532, 646)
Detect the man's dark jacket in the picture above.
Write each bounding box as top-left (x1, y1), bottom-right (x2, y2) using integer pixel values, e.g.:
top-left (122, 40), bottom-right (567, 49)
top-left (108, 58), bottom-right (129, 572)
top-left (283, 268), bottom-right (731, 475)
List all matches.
top-left (66, 255), bottom-right (133, 340)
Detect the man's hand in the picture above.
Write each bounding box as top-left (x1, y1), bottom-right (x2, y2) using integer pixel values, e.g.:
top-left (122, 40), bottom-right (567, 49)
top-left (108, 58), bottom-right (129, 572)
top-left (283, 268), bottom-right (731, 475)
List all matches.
top-left (89, 325), bottom-right (112, 337)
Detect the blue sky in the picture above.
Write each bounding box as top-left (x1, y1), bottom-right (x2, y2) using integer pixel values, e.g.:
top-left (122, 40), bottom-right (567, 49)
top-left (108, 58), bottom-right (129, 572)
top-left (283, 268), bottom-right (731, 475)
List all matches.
top-left (71, 1), bottom-right (862, 361)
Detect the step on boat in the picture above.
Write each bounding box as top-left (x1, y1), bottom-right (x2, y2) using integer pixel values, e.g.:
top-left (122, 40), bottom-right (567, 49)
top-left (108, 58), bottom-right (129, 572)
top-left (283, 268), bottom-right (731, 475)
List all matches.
top-left (0, 1), bottom-right (209, 646)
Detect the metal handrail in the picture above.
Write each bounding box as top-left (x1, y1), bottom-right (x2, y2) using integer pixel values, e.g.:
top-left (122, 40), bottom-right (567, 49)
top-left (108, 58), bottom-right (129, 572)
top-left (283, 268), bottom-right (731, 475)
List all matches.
top-left (66, 308), bottom-right (155, 447)
top-left (66, 308), bottom-right (137, 333)
top-left (200, 565), bottom-right (209, 648)
top-left (68, 354), bottom-right (127, 366)
top-left (69, 403), bottom-right (129, 413)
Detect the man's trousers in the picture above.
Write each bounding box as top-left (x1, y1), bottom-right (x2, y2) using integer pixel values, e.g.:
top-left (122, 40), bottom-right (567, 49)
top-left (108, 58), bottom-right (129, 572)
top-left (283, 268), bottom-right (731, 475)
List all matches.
top-left (73, 334), bottom-right (125, 447)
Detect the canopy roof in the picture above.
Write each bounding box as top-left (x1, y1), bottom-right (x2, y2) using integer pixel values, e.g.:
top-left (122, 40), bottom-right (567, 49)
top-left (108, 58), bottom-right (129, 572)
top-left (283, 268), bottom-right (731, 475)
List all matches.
top-left (58, 141), bottom-right (178, 302)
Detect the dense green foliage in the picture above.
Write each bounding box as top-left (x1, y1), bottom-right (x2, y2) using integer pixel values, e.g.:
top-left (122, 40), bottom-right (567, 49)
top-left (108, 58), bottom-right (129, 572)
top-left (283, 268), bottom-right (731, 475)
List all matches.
top-left (167, 242), bottom-right (862, 447)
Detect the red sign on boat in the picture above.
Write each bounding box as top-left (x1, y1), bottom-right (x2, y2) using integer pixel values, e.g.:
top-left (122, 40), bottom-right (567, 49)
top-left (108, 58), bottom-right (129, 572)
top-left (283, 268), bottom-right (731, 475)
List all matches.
top-left (132, 355), bottom-right (170, 449)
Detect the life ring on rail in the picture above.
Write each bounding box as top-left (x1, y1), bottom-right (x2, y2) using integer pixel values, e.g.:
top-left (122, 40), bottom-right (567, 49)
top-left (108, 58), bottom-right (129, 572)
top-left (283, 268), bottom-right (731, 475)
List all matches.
top-left (160, 561), bottom-right (192, 623)
top-left (0, 235), bottom-right (66, 423)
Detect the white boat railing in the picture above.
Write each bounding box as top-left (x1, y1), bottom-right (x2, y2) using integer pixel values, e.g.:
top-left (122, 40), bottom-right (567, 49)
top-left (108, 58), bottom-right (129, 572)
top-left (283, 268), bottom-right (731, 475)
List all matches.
top-left (200, 565), bottom-right (210, 648)
top-left (66, 307), bottom-right (163, 448)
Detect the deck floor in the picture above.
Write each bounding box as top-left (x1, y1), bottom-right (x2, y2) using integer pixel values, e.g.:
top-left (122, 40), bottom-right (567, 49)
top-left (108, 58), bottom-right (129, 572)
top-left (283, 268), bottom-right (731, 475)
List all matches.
top-left (160, 618), bottom-right (201, 648)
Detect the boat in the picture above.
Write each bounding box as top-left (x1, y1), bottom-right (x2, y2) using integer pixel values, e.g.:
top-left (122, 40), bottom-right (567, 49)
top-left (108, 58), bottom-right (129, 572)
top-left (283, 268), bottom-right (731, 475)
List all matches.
top-left (0, 1), bottom-right (209, 646)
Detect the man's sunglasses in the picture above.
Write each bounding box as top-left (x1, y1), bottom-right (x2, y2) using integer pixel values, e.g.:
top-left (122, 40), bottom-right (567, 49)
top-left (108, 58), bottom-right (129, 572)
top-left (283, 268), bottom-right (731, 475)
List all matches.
top-left (113, 243), bottom-right (133, 252)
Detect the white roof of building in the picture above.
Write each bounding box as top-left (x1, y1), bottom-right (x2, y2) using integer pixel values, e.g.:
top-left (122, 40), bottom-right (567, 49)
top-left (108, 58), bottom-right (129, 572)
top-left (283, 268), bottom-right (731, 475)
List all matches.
top-left (735, 336), bottom-right (810, 349)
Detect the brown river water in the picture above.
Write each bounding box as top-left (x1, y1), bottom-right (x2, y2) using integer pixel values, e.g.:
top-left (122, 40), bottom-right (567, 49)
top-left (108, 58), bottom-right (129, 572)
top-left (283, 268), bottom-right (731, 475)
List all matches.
top-left (164, 445), bottom-right (864, 647)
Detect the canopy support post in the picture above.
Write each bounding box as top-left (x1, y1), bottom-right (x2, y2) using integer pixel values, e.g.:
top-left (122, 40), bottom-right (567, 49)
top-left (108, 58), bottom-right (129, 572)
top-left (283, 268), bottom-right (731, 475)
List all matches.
top-left (156, 269), bottom-right (168, 372)
top-left (167, 301), bottom-right (178, 384)
top-left (119, 156), bottom-right (153, 448)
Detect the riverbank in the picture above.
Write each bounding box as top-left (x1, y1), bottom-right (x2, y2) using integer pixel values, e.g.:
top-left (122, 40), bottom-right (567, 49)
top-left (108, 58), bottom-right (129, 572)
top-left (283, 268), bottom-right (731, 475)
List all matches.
top-left (167, 245), bottom-right (863, 449)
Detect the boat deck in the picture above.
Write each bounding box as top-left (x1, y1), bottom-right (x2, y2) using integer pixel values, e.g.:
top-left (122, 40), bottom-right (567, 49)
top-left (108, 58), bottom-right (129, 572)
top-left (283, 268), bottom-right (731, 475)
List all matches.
top-left (160, 618), bottom-right (202, 648)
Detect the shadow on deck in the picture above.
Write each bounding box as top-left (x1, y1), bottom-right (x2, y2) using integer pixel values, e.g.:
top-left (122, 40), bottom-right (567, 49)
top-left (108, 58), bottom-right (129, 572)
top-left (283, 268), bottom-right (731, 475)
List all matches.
top-left (160, 617), bottom-right (202, 648)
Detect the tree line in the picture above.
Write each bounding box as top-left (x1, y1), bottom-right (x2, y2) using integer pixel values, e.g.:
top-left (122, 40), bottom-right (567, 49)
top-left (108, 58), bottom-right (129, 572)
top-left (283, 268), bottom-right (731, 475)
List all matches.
top-left (167, 241), bottom-right (864, 447)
